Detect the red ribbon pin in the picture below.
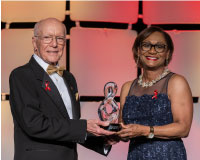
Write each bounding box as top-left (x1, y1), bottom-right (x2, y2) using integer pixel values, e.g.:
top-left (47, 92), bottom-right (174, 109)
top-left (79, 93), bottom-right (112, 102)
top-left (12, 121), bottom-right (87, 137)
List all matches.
top-left (45, 81), bottom-right (51, 91)
top-left (152, 90), bottom-right (158, 99)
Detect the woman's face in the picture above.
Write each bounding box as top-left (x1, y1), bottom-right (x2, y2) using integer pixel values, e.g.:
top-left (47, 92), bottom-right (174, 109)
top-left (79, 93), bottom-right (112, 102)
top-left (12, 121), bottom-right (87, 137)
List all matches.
top-left (138, 31), bottom-right (169, 70)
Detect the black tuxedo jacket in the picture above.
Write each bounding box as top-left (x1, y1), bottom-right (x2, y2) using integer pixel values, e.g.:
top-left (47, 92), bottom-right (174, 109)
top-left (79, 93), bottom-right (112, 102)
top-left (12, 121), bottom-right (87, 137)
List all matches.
top-left (9, 57), bottom-right (110, 160)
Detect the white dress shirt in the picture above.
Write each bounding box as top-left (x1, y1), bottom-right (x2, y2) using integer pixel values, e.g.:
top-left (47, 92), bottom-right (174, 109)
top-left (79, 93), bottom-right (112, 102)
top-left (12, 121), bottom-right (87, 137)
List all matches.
top-left (33, 54), bottom-right (73, 119)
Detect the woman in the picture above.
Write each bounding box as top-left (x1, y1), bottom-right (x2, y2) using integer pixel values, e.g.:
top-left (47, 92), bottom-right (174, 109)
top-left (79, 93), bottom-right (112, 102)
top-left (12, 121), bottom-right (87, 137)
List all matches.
top-left (117, 27), bottom-right (193, 160)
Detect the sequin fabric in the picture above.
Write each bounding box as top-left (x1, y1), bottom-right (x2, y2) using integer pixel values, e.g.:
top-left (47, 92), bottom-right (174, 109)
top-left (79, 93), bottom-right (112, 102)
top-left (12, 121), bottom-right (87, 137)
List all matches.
top-left (122, 94), bottom-right (187, 160)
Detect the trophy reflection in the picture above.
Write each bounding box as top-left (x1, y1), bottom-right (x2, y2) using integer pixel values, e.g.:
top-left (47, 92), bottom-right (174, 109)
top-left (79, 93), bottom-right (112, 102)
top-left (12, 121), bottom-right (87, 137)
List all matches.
top-left (98, 82), bottom-right (121, 132)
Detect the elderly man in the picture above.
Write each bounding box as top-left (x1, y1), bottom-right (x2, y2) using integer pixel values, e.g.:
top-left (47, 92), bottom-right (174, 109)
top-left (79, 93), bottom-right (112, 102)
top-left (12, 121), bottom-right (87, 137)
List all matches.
top-left (9, 18), bottom-right (114, 160)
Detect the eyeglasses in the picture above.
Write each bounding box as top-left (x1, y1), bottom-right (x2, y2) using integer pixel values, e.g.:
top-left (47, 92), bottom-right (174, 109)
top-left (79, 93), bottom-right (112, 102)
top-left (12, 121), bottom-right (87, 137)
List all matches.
top-left (35, 35), bottom-right (66, 45)
top-left (140, 42), bottom-right (167, 53)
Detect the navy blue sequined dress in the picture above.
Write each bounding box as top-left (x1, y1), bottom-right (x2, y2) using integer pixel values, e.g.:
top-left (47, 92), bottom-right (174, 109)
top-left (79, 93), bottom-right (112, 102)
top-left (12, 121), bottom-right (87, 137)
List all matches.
top-left (122, 72), bottom-right (187, 160)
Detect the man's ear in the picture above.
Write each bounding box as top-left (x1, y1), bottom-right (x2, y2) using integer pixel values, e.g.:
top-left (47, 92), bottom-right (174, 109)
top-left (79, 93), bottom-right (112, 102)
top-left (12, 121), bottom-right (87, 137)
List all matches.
top-left (32, 37), bottom-right (38, 53)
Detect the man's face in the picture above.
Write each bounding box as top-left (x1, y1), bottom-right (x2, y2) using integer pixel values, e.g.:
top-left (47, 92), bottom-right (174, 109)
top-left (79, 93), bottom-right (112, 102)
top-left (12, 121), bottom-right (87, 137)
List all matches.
top-left (32, 20), bottom-right (65, 65)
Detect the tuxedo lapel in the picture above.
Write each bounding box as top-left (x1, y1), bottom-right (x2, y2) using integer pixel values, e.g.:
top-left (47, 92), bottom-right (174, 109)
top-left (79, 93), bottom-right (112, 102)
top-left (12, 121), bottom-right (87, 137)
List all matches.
top-left (63, 72), bottom-right (79, 120)
top-left (29, 56), bottom-right (69, 119)
top-left (42, 74), bottom-right (69, 119)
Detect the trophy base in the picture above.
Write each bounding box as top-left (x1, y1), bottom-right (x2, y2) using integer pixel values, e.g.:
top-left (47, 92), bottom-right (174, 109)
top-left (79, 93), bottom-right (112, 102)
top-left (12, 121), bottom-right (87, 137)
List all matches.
top-left (102, 123), bottom-right (121, 132)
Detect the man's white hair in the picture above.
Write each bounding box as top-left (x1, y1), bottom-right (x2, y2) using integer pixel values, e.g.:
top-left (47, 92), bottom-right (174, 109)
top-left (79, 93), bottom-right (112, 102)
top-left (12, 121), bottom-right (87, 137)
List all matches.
top-left (33, 18), bottom-right (66, 36)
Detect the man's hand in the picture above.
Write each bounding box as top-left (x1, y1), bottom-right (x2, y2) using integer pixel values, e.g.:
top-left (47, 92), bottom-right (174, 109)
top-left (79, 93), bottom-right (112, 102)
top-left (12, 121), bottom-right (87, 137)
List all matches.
top-left (87, 119), bottom-right (115, 136)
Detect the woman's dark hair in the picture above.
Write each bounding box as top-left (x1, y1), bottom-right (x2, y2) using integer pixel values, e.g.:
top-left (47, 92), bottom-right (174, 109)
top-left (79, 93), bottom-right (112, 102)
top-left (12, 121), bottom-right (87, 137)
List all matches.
top-left (132, 26), bottom-right (174, 67)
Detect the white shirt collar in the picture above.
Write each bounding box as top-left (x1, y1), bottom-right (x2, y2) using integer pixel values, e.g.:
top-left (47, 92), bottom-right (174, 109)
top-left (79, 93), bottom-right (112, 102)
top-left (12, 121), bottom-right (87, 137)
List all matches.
top-left (33, 54), bottom-right (59, 72)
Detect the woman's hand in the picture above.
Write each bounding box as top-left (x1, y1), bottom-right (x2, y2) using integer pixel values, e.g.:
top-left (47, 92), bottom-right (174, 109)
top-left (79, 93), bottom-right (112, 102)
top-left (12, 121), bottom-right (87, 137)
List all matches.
top-left (117, 123), bottom-right (148, 139)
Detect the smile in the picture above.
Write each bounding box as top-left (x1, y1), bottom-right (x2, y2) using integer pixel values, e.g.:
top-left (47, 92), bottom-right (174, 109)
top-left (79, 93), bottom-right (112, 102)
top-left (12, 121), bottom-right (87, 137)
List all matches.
top-left (146, 56), bottom-right (158, 61)
top-left (47, 51), bottom-right (59, 53)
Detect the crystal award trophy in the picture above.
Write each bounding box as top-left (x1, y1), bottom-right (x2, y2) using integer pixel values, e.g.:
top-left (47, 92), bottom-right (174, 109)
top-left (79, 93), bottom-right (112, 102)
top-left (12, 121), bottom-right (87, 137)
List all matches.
top-left (98, 82), bottom-right (121, 132)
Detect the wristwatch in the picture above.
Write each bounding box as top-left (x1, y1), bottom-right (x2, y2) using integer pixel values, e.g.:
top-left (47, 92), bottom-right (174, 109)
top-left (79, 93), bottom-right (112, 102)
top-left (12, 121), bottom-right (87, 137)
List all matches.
top-left (147, 126), bottom-right (154, 139)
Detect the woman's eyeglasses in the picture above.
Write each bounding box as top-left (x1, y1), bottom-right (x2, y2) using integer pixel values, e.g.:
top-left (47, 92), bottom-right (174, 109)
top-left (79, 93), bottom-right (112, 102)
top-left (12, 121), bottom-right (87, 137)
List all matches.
top-left (140, 42), bottom-right (167, 53)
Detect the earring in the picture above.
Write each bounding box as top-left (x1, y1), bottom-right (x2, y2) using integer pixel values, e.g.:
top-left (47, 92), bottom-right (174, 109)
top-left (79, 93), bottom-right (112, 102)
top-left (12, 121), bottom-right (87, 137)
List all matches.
top-left (136, 56), bottom-right (140, 66)
top-left (34, 48), bottom-right (37, 52)
top-left (165, 58), bottom-right (169, 66)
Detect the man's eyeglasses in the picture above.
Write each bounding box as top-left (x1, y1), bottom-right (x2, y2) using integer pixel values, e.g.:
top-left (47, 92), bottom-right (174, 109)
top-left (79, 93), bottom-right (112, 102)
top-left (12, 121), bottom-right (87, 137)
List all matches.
top-left (140, 42), bottom-right (167, 53)
top-left (35, 35), bottom-right (66, 45)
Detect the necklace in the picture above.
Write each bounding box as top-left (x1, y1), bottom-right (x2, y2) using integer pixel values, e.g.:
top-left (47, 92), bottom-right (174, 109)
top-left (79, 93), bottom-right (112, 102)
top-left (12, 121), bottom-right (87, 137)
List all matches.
top-left (138, 68), bottom-right (170, 88)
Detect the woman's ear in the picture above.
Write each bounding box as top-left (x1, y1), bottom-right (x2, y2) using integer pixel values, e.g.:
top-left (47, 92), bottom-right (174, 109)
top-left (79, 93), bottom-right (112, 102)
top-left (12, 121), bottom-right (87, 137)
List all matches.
top-left (166, 50), bottom-right (170, 60)
top-left (165, 51), bottom-right (170, 66)
top-left (137, 47), bottom-right (141, 56)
